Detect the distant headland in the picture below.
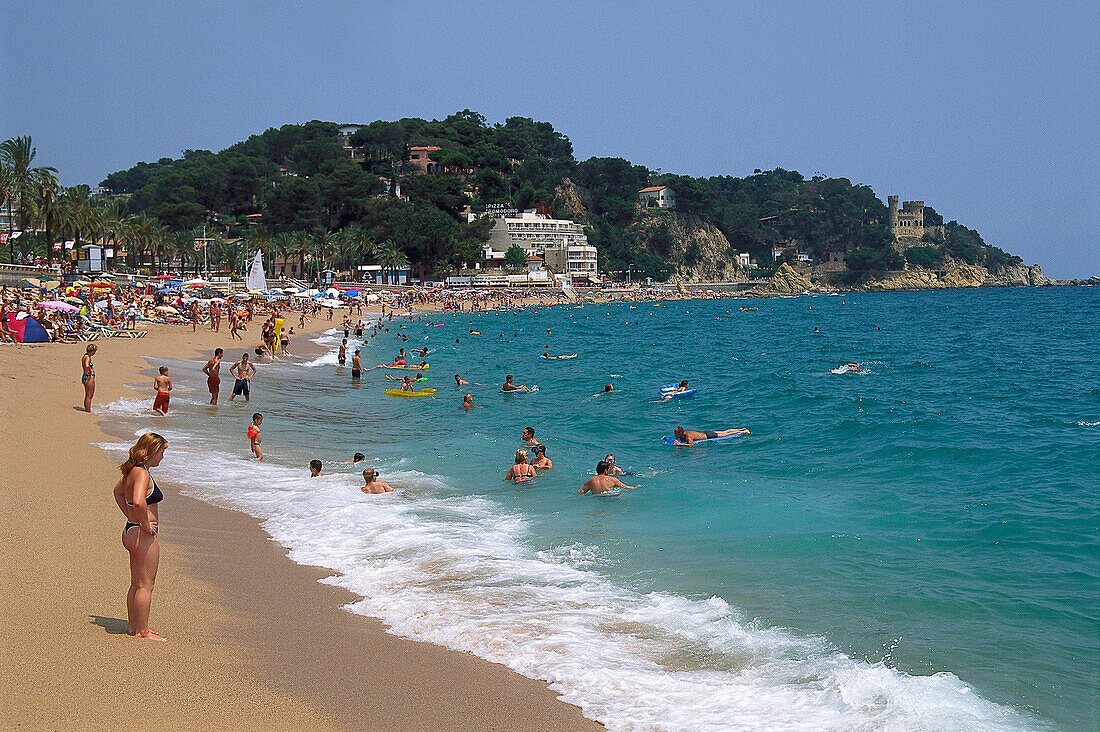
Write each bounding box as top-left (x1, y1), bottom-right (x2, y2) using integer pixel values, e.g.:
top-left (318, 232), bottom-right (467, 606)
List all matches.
top-left (5, 114), bottom-right (1088, 289)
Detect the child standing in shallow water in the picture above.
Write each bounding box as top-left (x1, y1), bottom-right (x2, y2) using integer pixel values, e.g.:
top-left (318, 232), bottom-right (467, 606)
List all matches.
top-left (248, 413), bottom-right (263, 460)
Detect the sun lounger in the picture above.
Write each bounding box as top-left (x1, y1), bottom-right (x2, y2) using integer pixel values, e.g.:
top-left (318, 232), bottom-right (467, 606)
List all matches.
top-left (101, 325), bottom-right (147, 338)
top-left (76, 332), bottom-right (99, 342)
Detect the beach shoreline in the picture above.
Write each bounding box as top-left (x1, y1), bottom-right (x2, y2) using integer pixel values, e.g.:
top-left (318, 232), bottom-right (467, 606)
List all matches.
top-left (0, 310), bottom-right (601, 730)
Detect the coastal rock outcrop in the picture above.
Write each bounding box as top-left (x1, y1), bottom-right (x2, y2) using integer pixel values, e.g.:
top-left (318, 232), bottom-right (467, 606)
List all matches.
top-left (765, 262), bottom-right (814, 293)
top-left (554, 178), bottom-right (588, 225)
top-left (1027, 264), bottom-right (1053, 286)
top-left (627, 210), bottom-right (746, 283)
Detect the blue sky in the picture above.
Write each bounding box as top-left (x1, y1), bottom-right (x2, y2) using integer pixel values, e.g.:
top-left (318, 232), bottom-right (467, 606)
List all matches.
top-left (2, 1), bottom-right (1096, 277)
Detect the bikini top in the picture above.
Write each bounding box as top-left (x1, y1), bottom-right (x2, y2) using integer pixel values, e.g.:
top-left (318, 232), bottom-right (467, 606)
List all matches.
top-left (125, 467), bottom-right (163, 505)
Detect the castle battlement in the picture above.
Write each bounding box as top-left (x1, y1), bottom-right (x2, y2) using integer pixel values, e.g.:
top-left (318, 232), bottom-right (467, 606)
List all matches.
top-left (889, 195), bottom-right (942, 250)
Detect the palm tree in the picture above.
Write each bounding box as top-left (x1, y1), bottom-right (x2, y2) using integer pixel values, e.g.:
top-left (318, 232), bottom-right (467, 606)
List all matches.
top-left (34, 175), bottom-right (64, 267)
top-left (309, 228), bottom-right (342, 278)
top-left (1, 136), bottom-right (59, 262)
top-left (377, 240), bottom-right (409, 285)
top-left (270, 232), bottom-right (291, 278)
top-left (288, 230), bottom-right (311, 281)
top-left (343, 227), bottom-right (377, 274)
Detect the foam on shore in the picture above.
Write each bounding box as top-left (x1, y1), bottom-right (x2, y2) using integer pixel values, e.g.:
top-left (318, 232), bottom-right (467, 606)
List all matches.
top-left (97, 423), bottom-right (1040, 731)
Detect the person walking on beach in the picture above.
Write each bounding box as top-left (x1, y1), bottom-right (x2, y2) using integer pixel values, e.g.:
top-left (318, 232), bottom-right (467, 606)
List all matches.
top-left (190, 301), bottom-right (199, 333)
top-left (152, 366), bottom-right (172, 415)
top-left (81, 343), bottom-right (96, 412)
top-left (112, 432), bottom-right (169, 641)
top-left (229, 309), bottom-right (242, 340)
top-left (248, 413), bottom-right (263, 460)
top-left (577, 461), bottom-right (638, 495)
top-left (202, 348), bottom-right (223, 405)
top-left (229, 352), bottom-right (255, 402)
top-left (505, 449), bottom-right (537, 483)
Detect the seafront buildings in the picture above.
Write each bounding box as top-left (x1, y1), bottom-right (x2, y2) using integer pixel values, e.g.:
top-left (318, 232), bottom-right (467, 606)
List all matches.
top-left (468, 210), bottom-right (598, 286)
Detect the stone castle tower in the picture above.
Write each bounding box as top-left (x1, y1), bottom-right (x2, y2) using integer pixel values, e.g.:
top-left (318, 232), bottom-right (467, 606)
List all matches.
top-left (889, 195), bottom-right (944, 250)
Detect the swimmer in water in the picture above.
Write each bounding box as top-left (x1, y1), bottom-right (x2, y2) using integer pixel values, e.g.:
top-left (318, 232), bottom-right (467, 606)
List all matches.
top-left (502, 375), bottom-right (531, 392)
top-left (521, 426), bottom-right (541, 448)
top-left (659, 380), bottom-right (690, 402)
top-left (360, 468), bottom-right (394, 494)
top-left (531, 444), bottom-right (552, 470)
top-left (604, 454), bottom-right (623, 476)
top-left (594, 384), bottom-right (617, 396)
top-left (577, 461), bottom-right (637, 494)
top-left (504, 449), bottom-right (537, 482)
top-left (671, 426), bottom-right (751, 446)
top-left (461, 393), bottom-right (474, 410)
top-left (541, 352), bottom-right (577, 359)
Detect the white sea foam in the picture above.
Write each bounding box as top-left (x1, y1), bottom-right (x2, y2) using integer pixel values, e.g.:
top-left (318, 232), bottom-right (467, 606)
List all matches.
top-left (1077, 420), bottom-right (1100, 427)
top-left (95, 425), bottom-right (1040, 732)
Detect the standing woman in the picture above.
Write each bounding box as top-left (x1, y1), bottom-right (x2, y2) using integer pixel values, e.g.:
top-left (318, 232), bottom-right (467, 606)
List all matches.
top-left (112, 433), bottom-right (168, 641)
top-left (81, 344), bottom-right (96, 412)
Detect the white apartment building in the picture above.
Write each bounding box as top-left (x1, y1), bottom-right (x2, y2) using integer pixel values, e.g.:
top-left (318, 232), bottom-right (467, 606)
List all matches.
top-left (481, 211), bottom-right (598, 280)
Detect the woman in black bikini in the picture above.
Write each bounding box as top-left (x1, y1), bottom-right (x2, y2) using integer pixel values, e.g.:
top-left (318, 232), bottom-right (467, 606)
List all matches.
top-left (81, 344), bottom-right (96, 412)
top-left (112, 433), bottom-right (168, 641)
top-left (504, 449), bottom-right (537, 482)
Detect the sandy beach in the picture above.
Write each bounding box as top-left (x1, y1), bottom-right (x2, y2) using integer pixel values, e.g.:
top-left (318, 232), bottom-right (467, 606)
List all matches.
top-left (0, 311), bottom-right (601, 730)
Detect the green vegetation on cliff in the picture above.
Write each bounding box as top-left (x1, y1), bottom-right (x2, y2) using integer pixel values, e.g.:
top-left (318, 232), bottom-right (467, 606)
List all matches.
top-left (87, 111), bottom-right (1018, 280)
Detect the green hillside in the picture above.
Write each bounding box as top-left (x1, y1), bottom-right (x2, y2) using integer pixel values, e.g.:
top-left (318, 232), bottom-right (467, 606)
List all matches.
top-left (97, 110), bottom-right (1019, 280)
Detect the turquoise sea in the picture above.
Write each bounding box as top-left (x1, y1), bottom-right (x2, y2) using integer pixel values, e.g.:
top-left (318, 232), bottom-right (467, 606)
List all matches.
top-left (102, 286), bottom-right (1099, 731)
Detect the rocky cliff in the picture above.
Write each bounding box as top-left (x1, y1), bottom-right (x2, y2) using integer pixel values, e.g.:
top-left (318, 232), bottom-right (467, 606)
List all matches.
top-left (627, 210), bottom-right (746, 283)
top-left (765, 262), bottom-right (814, 293)
top-left (862, 259), bottom-right (1054, 291)
top-left (554, 178), bottom-right (588, 225)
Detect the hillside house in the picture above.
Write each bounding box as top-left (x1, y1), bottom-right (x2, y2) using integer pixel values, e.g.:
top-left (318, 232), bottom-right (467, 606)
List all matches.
top-left (638, 185), bottom-right (675, 209)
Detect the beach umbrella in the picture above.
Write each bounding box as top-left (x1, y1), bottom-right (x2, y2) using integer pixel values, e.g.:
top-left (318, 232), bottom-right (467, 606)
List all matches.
top-left (282, 287), bottom-right (299, 294)
top-left (43, 281), bottom-right (61, 291)
top-left (184, 278), bottom-right (211, 286)
top-left (155, 305), bottom-right (178, 314)
top-left (19, 277), bottom-right (41, 288)
top-left (210, 297), bottom-right (227, 303)
top-left (90, 281), bottom-right (114, 288)
top-left (63, 296), bottom-right (83, 305)
top-left (319, 298), bottom-right (343, 308)
top-left (153, 274), bottom-right (174, 279)
top-left (38, 300), bottom-right (81, 313)
top-left (365, 294), bottom-right (379, 302)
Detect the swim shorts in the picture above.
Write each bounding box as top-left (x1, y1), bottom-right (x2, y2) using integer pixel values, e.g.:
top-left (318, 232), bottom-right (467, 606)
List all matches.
top-left (703, 430), bottom-right (718, 439)
top-left (233, 378), bottom-right (250, 397)
top-left (351, 369), bottom-right (361, 379)
top-left (153, 392), bottom-right (170, 413)
top-left (208, 375), bottom-right (220, 394)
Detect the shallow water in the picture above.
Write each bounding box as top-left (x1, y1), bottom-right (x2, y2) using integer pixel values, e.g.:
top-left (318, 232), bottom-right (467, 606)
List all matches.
top-left (104, 286), bottom-right (1099, 730)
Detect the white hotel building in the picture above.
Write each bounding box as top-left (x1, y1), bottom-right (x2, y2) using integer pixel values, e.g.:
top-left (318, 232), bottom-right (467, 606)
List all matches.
top-left (480, 211), bottom-right (598, 282)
